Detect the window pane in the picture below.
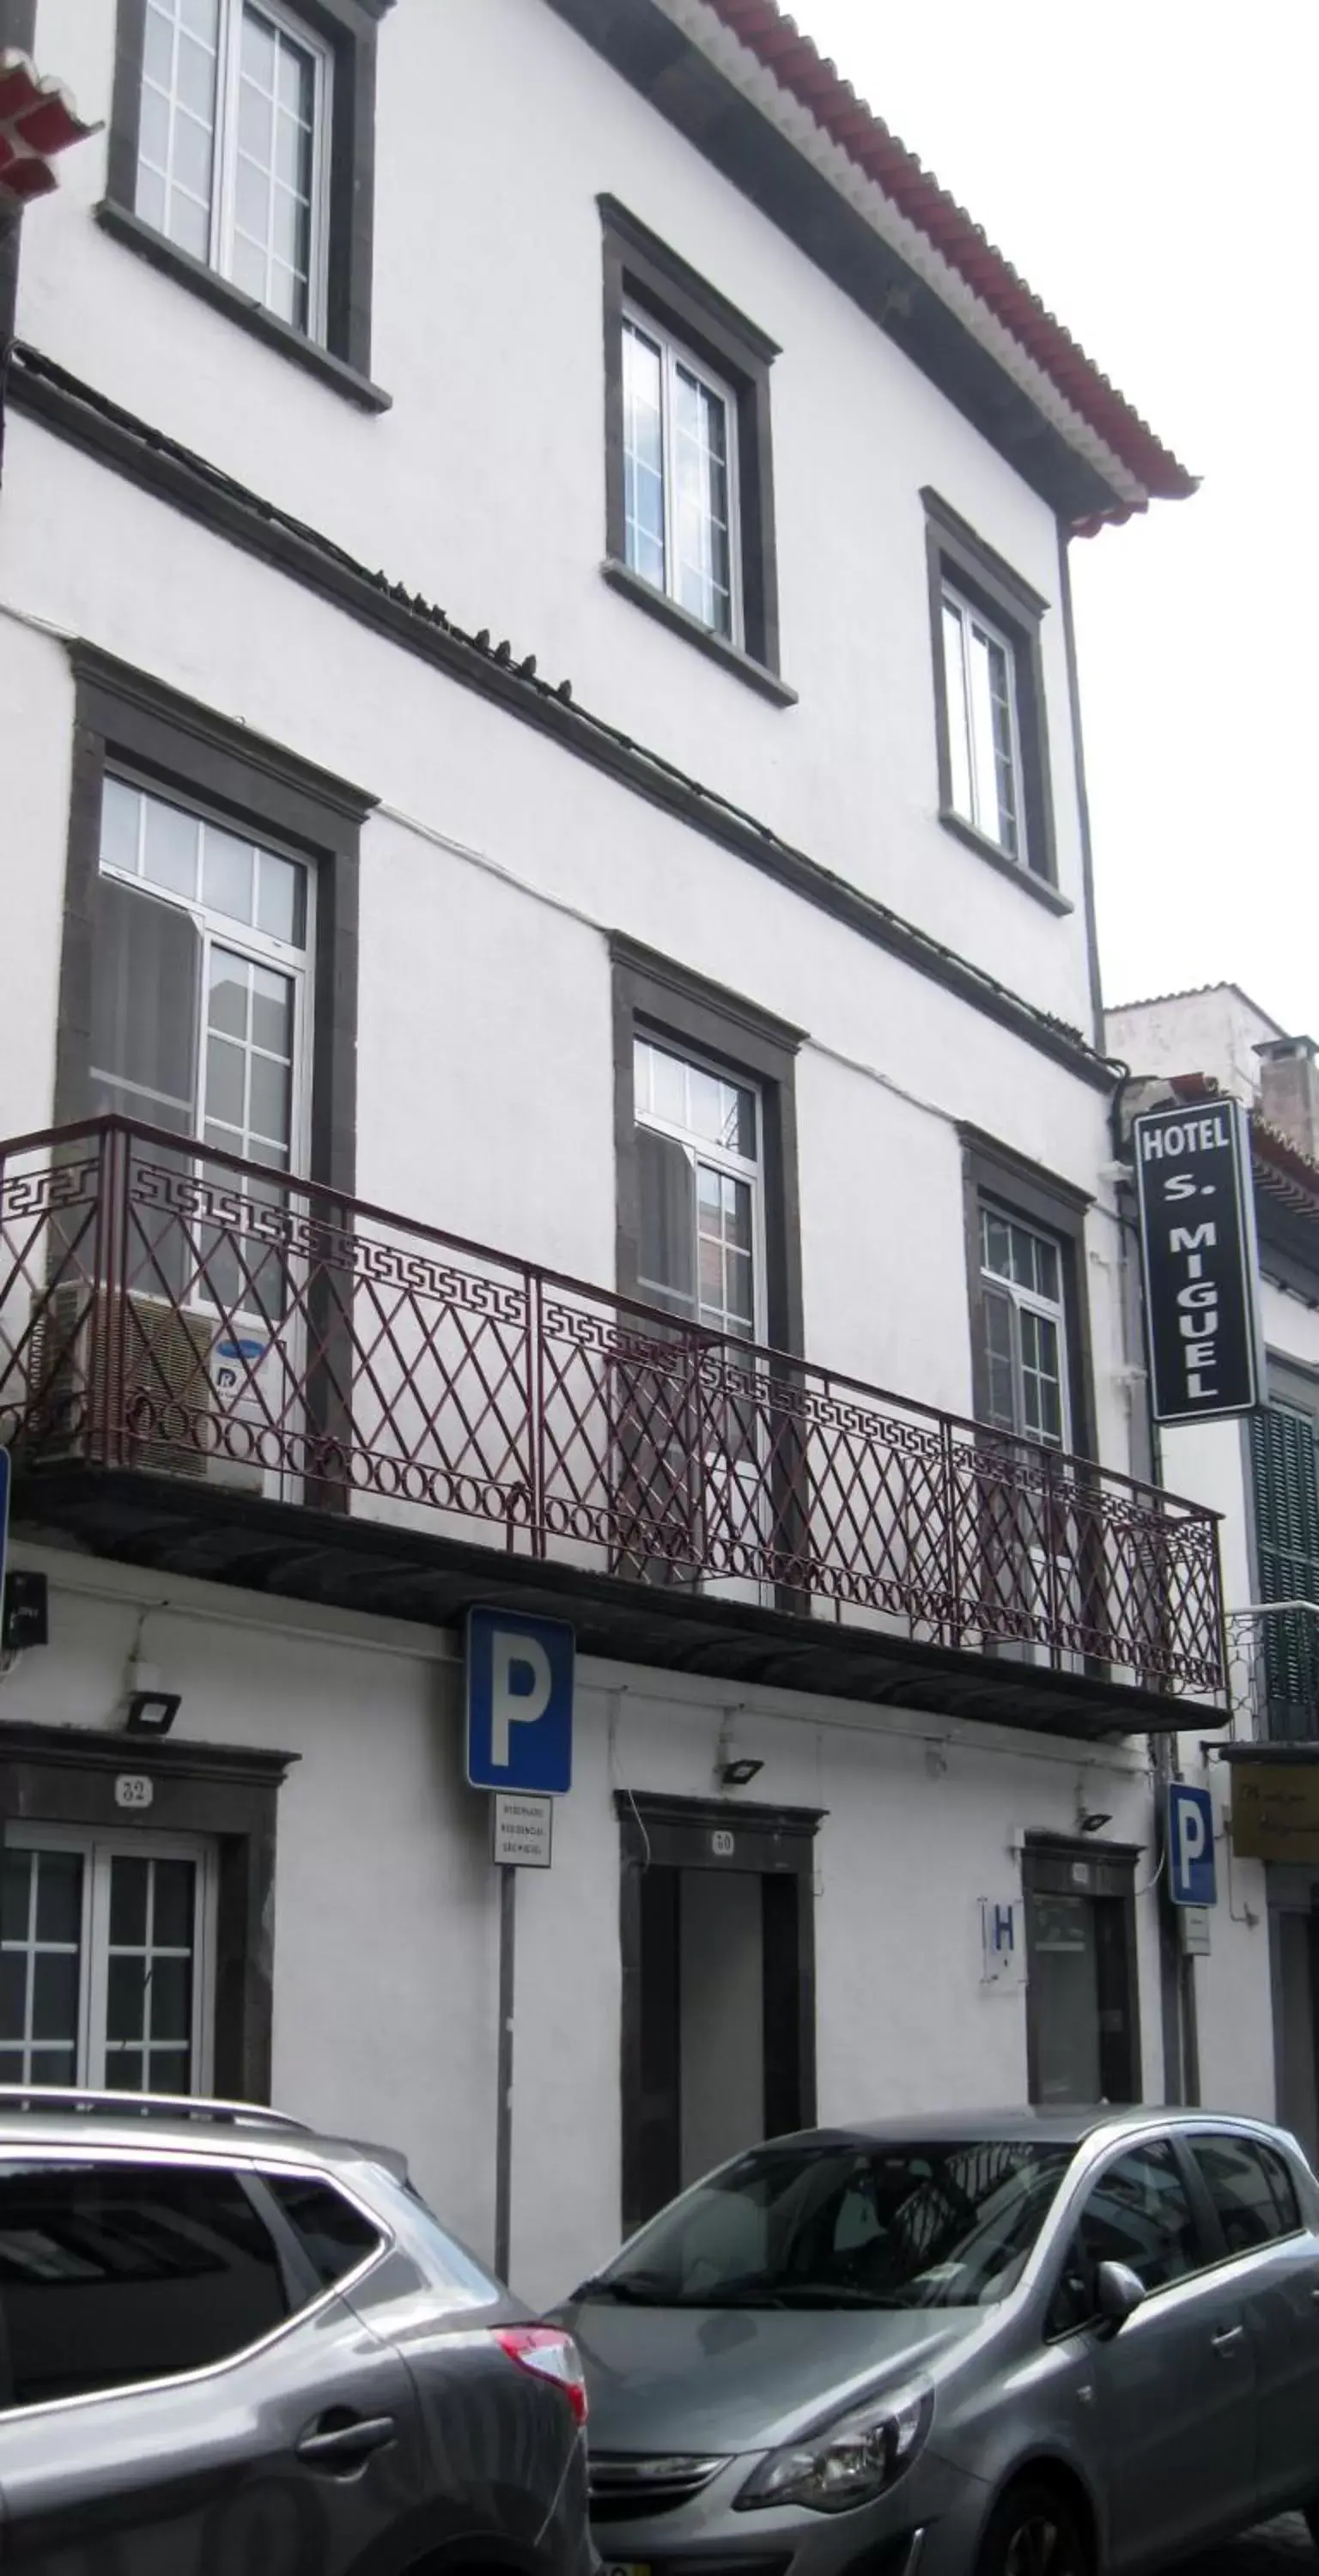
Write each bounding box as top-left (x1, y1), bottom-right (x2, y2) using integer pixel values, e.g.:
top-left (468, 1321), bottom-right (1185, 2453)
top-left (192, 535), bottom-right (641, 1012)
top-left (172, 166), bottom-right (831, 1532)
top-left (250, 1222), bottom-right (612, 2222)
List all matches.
top-left (142, 795), bottom-right (199, 900)
top-left (33, 1856), bottom-right (81, 1948)
top-left (1190, 2136), bottom-right (1300, 2254)
top-left (109, 1857), bottom-right (149, 1949)
top-left (984, 633), bottom-right (1020, 857)
top-left (203, 826), bottom-right (257, 926)
top-left (0, 2163), bottom-right (289, 2406)
top-left (264, 2173), bottom-right (382, 2287)
top-left (152, 1861), bottom-right (194, 1951)
top-left (647, 1042), bottom-right (686, 1130)
top-left (206, 1034), bottom-right (247, 1130)
top-left (0, 1955), bottom-right (26, 2041)
top-left (1077, 2142), bottom-right (1201, 2293)
top-left (673, 363), bottom-right (732, 638)
top-left (89, 878), bottom-right (200, 1126)
top-left (249, 1053), bottom-right (292, 1149)
top-left (251, 964), bottom-right (294, 1058)
top-left (982, 1285), bottom-right (1016, 1432)
top-left (30, 1954), bottom-right (78, 2045)
top-left (942, 597), bottom-right (974, 823)
top-left (0, 1855), bottom-right (30, 1950)
top-left (982, 1212), bottom-right (1013, 1282)
top-left (637, 1127), bottom-right (696, 1321)
top-left (208, 950), bottom-right (249, 1042)
top-left (137, 0), bottom-right (219, 257)
top-left (256, 851), bottom-right (306, 945)
top-left (623, 319), bottom-right (666, 593)
top-left (1020, 1309), bottom-right (1063, 1447)
top-left (100, 775), bottom-right (142, 878)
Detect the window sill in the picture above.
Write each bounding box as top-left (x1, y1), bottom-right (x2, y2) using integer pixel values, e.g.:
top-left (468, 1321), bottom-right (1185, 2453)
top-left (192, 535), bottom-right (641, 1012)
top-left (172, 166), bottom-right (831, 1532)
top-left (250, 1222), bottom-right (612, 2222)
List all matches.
top-left (939, 807), bottom-right (1073, 914)
top-left (95, 202), bottom-right (392, 415)
top-left (602, 560), bottom-right (797, 707)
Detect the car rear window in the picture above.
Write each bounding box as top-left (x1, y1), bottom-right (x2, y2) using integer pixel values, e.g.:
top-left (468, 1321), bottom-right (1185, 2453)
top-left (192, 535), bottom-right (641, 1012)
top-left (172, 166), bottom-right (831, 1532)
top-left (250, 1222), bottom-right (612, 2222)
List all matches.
top-left (0, 2159), bottom-right (289, 2409)
top-left (263, 2172), bottom-right (384, 2288)
top-left (1190, 2135), bottom-right (1302, 2253)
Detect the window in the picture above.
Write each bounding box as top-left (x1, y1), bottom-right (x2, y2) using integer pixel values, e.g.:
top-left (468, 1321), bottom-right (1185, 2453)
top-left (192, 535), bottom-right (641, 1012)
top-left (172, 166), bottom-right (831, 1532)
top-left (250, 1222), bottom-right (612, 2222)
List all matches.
top-left (923, 489), bottom-right (1060, 897)
top-left (1189, 2134), bottom-right (1302, 2255)
top-left (104, 0), bottom-right (389, 398)
top-left (0, 1831), bottom-right (214, 2095)
top-left (92, 773), bottom-right (310, 1177)
top-left (1047, 2141), bottom-right (1201, 2333)
top-left (135, 0), bottom-right (331, 336)
top-left (0, 2159), bottom-right (288, 2407)
top-left (634, 1037), bottom-right (763, 1344)
top-left (1249, 1400), bottom-right (1319, 1741)
top-left (263, 2171), bottom-right (382, 2286)
top-left (623, 313), bottom-right (739, 644)
top-left (941, 587), bottom-right (1025, 858)
top-left (980, 1205), bottom-right (1069, 1449)
top-left (600, 200), bottom-right (788, 699)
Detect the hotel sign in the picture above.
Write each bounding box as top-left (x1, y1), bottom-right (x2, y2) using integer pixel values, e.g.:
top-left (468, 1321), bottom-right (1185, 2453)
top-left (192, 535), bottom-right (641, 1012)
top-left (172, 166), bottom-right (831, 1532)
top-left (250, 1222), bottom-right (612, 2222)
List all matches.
top-left (1133, 1100), bottom-right (1265, 1425)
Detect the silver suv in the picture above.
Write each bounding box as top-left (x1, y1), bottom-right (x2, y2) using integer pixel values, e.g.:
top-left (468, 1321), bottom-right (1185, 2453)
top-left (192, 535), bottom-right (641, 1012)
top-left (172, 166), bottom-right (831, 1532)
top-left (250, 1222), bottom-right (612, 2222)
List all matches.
top-left (562, 2107), bottom-right (1319, 2576)
top-left (0, 2086), bottom-right (595, 2576)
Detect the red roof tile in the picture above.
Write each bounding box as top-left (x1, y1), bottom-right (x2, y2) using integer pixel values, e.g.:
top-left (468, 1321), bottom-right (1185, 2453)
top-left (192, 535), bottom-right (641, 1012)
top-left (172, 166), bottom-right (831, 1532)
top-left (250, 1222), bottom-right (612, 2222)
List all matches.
top-left (702, 0), bottom-right (1196, 517)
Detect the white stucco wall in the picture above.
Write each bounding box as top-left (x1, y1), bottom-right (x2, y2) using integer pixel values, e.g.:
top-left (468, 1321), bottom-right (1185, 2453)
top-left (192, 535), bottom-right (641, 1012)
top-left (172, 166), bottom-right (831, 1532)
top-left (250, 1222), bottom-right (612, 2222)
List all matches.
top-left (21, 0), bottom-right (1099, 1036)
top-left (0, 1543), bottom-right (1169, 2308)
top-left (0, 427), bottom-right (1130, 1462)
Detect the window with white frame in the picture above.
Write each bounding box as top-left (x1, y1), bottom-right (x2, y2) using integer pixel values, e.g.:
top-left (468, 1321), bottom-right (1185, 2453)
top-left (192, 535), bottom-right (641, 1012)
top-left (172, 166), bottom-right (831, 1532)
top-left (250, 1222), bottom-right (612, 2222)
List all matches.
top-left (941, 586), bottom-right (1027, 861)
top-left (0, 1829), bottom-right (216, 2094)
top-left (91, 773), bottom-right (311, 1177)
top-left (980, 1205), bottom-right (1069, 1449)
top-left (623, 311), bottom-right (740, 644)
top-left (633, 1036), bottom-right (763, 1343)
top-left (135, 0), bottom-right (332, 339)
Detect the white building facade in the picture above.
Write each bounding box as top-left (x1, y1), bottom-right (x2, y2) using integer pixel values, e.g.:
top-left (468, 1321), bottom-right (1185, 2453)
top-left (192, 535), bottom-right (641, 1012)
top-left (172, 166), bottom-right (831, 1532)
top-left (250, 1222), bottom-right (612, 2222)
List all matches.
top-left (0, 0), bottom-right (1217, 2306)
top-left (1109, 987), bottom-right (1319, 2163)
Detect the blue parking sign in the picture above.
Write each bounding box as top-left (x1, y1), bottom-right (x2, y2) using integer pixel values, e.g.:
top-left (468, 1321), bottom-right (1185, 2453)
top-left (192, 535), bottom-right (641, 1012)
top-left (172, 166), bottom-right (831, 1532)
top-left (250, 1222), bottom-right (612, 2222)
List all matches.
top-left (1167, 1783), bottom-right (1216, 1907)
top-left (465, 1608), bottom-right (574, 1795)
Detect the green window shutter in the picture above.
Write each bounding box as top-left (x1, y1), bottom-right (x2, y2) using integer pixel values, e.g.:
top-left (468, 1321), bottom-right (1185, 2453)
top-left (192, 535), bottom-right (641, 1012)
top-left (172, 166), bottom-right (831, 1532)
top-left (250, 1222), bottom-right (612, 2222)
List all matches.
top-left (1249, 1406), bottom-right (1319, 1737)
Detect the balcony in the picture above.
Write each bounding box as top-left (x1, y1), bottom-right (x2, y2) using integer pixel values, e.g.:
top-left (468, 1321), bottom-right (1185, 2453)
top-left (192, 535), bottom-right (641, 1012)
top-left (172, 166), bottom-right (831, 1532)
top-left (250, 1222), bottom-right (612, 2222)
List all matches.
top-left (0, 1120), bottom-right (1225, 1738)
top-left (1227, 1605), bottom-right (1319, 1743)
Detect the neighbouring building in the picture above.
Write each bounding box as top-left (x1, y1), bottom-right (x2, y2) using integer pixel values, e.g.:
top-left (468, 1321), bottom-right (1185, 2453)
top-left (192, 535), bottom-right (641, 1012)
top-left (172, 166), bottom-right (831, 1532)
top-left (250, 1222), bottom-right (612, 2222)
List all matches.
top-left (0, 0), bottom-right (1219, 2306)
top-left (1109, 987), bottom-right (1319, 2161)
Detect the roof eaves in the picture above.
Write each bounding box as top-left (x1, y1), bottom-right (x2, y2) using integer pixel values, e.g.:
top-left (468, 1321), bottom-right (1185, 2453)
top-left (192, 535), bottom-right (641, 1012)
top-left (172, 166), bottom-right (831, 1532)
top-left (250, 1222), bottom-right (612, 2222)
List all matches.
top-left (683, 0), bottom-right (1196, 524)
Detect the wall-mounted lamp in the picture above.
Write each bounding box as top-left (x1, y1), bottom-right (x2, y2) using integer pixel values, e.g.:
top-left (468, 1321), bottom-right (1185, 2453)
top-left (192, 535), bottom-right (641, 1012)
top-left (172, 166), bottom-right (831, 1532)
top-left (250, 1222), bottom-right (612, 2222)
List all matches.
top-left (719, 1758), bottom-right (763, 1789)
top-left (125, 1691), bottom-right (181, 1737)
top-left (1079, 1811), bottom-right (1113, 1835)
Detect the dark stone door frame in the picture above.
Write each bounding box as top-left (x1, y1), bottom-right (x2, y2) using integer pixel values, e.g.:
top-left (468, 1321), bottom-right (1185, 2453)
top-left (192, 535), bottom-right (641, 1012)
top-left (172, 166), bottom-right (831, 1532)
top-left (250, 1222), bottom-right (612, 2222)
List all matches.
top-left (0, 1722), bottom-right (298, 2103)
top-left (617, 1790), bottom-right (823, 2235)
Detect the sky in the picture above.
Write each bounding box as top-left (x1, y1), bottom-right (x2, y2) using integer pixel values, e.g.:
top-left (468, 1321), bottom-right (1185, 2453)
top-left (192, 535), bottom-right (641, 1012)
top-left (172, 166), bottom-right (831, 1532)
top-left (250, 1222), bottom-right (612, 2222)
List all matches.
top-left (793, 0), bottom-right (1317, 1036)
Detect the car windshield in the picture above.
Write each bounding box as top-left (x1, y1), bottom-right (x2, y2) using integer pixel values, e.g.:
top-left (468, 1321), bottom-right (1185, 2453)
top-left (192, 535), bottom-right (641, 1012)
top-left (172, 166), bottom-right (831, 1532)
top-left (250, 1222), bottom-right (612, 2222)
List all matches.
top-left (582, 2139), bottom-right (1075, 2310)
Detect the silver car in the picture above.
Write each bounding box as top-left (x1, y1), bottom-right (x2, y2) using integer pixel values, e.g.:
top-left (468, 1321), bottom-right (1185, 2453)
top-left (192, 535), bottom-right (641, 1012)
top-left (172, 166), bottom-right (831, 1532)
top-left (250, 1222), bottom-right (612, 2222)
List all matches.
top-left (561, 2107), bottom-right (1319, 2576)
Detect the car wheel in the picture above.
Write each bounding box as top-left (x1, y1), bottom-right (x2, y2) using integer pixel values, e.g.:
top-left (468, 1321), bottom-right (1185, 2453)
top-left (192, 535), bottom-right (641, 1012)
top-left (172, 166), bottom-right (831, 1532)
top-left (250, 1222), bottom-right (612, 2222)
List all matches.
top-left (977, 2479), bottom-right (1090, 2576)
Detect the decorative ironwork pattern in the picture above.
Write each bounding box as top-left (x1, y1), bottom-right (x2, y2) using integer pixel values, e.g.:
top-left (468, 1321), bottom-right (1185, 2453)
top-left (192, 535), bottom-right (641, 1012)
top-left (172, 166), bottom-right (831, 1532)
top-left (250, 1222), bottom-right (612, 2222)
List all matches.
top-left (0, 1119), bottom-right (1225, 1695)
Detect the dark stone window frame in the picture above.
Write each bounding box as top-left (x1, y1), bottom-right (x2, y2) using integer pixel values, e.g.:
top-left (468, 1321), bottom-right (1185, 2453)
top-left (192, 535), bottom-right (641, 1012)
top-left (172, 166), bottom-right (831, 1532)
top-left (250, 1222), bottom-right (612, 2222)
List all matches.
top-left (57, 642), bottom-right (374, 1199)
top-left (599, 196), bottom-right (793, 708)
top-left (922, 487), bottom-right (1067, 911)
top-left (959, 1127), bottom-right (1097, 1464)
top-left (0, 1721), bottom-right (297, 2103)
top-left (611, 935), bottom-right (805, 1359)
top-left (102, 0), bottom-right (392, 411)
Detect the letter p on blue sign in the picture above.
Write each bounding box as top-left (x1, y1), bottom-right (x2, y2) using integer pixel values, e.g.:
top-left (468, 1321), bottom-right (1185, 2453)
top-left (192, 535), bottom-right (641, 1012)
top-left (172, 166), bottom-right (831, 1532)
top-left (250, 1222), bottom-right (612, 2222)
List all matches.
top-left (1167, 1783), bottom-right (1216, 1907)
top-left (465, 1608), bottom-right (574, 1795)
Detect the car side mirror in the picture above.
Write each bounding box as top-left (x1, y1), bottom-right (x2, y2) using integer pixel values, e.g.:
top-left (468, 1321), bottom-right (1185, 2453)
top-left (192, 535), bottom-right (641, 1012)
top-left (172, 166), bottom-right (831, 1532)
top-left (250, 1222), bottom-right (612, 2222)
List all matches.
top-left (1095, 2259), bottom-right (1146, 2335)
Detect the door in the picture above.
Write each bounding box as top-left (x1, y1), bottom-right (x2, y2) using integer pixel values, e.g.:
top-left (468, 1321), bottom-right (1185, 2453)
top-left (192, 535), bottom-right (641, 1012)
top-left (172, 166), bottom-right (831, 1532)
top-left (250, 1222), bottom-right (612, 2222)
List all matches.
top-left (1185, 2126), bottom-right (1319, 2518)
top-left (1024, 1846), bottom-right (1140, 2109)
top-left (0, 2148), bottom-right (427, 2574)
top-left (1048, 2137), bottom-right (1255, 2567)
top-left (621, 1806), bottom-right (816, 2235)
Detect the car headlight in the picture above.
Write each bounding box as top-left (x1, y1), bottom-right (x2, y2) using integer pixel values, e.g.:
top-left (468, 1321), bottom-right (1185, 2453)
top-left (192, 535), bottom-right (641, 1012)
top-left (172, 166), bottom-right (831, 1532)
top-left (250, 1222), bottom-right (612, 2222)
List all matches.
top-left (735, 2380), bottom-right (933, 2516)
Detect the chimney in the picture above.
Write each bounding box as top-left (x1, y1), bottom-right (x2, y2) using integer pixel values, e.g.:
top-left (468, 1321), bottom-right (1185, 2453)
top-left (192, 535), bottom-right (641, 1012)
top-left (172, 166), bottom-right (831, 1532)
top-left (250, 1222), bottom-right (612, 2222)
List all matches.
top-left (1256, 1035), bottom-right (1319, 1163)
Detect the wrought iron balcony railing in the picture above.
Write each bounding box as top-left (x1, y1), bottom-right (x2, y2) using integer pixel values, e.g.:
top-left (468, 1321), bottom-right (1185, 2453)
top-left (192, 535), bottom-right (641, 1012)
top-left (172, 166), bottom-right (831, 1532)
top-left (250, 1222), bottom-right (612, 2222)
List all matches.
top-left (0, 1119), bottom-right (1225, 1696)
top-left (1227, 1604), bottom-right (1319, 1742)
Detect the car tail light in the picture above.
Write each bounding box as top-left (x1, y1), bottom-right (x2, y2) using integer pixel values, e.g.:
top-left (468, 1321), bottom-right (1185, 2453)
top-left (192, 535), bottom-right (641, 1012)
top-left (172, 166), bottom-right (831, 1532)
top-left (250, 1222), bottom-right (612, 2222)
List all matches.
top-left (492, 2325), bottom-right (588, 2427)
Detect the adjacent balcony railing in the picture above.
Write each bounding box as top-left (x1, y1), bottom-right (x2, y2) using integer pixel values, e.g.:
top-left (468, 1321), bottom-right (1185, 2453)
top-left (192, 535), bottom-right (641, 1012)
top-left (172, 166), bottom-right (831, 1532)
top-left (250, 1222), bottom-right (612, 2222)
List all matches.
top-left (0, 1120), bottom-right (1225, 1696)
top-left (1227, 1605), bottom-right (1319, 1742)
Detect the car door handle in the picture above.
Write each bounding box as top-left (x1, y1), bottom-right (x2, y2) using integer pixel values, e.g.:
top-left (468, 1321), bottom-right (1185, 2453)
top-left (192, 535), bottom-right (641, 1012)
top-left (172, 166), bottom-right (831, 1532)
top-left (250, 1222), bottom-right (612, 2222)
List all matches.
top-left (1211, 2326), bottom-right (1245, 2354)
top-left (295, 2413), bottom-right (397, 2470)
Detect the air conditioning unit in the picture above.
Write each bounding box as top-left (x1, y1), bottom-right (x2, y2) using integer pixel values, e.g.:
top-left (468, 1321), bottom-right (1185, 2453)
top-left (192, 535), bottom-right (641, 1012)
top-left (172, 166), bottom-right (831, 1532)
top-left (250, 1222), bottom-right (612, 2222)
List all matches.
top-left (27, 1285), bottom-right (216, 1479)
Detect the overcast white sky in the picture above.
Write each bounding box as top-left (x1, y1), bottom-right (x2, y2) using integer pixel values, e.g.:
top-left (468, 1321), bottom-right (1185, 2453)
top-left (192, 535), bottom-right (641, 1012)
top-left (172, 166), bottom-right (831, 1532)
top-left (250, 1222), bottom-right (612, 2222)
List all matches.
top-left (794, 0), bottom-right (1316, 1037)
